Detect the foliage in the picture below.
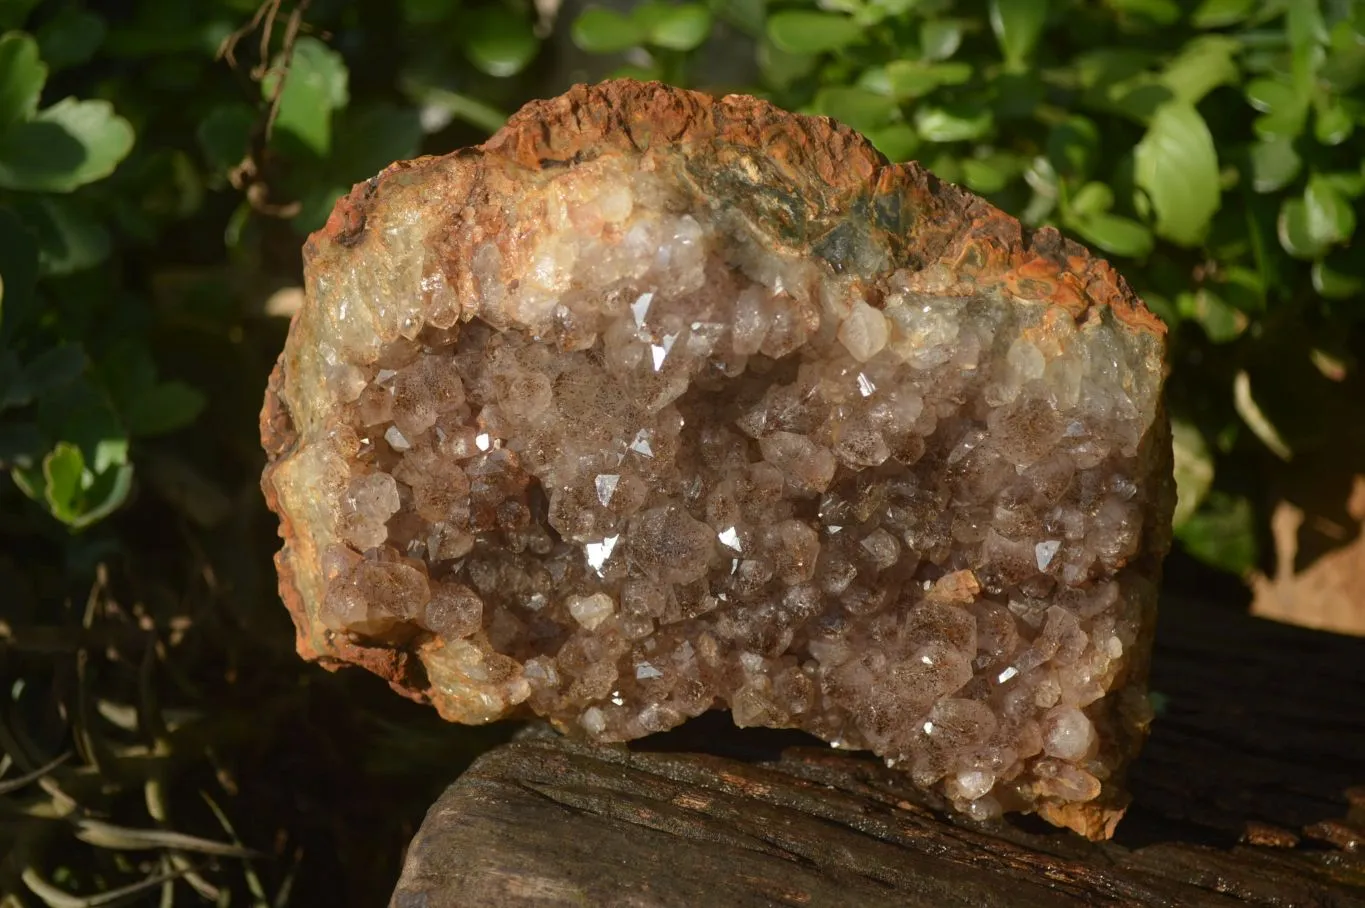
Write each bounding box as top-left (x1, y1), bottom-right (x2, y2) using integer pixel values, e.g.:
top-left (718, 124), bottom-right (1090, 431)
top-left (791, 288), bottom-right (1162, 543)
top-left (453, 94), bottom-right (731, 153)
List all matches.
top-left (570, 0), bottom-right (1365, 579)
top-left (0, 0), bottom-right (547, 531)
top-left (0, 29), bottom-right (143, 530)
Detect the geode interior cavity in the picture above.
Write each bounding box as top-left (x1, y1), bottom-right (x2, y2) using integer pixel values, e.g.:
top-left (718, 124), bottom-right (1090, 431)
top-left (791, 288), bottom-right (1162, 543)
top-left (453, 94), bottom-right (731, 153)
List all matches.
top-left (261, 81), bottom-right (1174, 839)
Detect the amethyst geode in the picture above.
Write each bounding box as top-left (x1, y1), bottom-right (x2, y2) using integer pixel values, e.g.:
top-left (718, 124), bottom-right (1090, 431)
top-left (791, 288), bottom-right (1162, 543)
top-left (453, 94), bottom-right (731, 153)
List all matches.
top-left (261, 81), bottom-right (1174, 839)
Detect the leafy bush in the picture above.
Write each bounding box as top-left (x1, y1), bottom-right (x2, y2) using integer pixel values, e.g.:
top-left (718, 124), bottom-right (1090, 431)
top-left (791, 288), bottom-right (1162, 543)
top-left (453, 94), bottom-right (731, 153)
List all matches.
top-left (1, 28), bottom-right (148, 529)
top-left (572, 0), bottom-right (1365, 579)
top-left (0, 0), bottom-right (547, 533)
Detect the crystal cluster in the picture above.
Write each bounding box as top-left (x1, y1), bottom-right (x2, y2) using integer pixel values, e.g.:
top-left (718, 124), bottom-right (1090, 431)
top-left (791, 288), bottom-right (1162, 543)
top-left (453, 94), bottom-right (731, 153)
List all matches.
top-left (261, 81), bottom-right (1174, 839)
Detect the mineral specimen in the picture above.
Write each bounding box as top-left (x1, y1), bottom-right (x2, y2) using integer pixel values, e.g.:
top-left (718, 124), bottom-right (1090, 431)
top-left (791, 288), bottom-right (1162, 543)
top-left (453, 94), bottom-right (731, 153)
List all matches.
top-left (261, 81), bottom-right (1174, 839)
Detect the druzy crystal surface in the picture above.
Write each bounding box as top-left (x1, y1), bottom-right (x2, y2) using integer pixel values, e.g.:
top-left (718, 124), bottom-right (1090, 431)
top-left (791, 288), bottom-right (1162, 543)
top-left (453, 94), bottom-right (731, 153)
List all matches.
top-left (261, 81), bottom-right (1174, 839)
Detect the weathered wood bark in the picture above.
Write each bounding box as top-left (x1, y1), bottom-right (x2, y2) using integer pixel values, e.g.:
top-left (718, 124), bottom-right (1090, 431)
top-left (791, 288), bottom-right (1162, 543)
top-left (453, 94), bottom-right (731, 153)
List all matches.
top-left (390, 597), bottom-right (1365, 907)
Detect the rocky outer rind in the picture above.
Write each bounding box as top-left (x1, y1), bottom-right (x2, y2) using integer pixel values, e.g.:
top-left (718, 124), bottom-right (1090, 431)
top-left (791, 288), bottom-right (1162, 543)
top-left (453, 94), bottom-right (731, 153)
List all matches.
top-left (260, 80), bottom-right (1174, 839)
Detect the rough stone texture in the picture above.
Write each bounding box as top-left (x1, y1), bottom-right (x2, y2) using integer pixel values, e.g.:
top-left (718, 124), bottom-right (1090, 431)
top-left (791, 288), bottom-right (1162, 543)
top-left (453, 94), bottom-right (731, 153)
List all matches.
top-left (260, 80), bottom-right (1175, 838)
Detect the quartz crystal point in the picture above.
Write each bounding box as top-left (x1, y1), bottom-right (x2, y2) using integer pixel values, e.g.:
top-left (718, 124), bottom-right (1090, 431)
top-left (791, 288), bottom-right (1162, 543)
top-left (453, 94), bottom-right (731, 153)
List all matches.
top-left (261, 81), bottom-right (1175, 839)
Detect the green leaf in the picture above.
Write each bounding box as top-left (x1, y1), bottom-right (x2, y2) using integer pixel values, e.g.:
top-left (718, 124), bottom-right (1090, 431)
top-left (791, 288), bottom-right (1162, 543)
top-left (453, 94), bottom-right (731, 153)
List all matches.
top-left (95, 341), bottom-right (155, 414)
top-left (1170, 419), bottom-right (1212, 527)
top-left (22, 440), bottom-right (134, 528)
top-left (718, 0), bottom-right (765, 36)
top-left (122, 381), bottom-right (206, 437)
top-left (262, 37), bottom-right (348, 158)
top-left (864, 123), bottom-right (918, 162)
top-left (1312, 97), bottom-right (1354, 146)
top-left (1276, 197), bottom-right (1325, 258)
top-left (989, 0), bottom-right (1048, 69)
top-left (1245, 77), bottom-right (1308, 139)
top-left (1302, 174), bottom-right (1355, 246)
top-left (291, 183), bottom-right (347, 236)
top-left (34, 376), bottom-right (126, 475)
top-left (1070, 212), bottom-right (1154, 258)
top-left (879, 62), bottom-right (935, 99)
top-left (41, 440), bottom-right (83, 523)
top-left (403, 0), bottom-right (454, 24)
top-left (960, 154), bottom-right (1021, 194)
top-left (22, 343), bottom-right (85, 399)
top-left (0, 31), bottom-right (45, 131)
top-left (1247, 136), bottom-right (1300, 193)
top-left (1110, 83), bottom-right (1175, 123)
top-left (1133, 102), bottom-right (1220, 246)
top-left (766, 11), bottom-right (862, 55)
top-left (630, 3), bottom-right (673, 38)
top-left (1161, 36), bottom-right (1240, 106)
top-left (1213, 265), bottom-right (1266, 313)
top-left (35, 8), bottom-right (105, 70)
top-left (1045, 116), bottom-right (1099, 180)
top-left (1137, 289), bottom-right (1177, 326)
top-left (1286, 0), bottom-right (1327, 90)
top-left (857, 66), bottom-right (893, 95)
top-left (1311, 252), bottom-right (1365, 299)
top-left (463, 6), bottom-right (538, 76)
top-left (1023, 155), bottom-right (1059, 216)
top-left (758, 38), bottom-right (816, 87)
top-left (1177, 287), bottom-right (1245, 342)
top-left (334, 104), bottom-right (423, 183)
top-left (1174, 492), bottom-right (1257, 575)
top-left (224, 199), bottom-right (252, 250)
top-left (1191, 0), bottom-right (1256, 27)
top-left (1075, 47), bottom-right (1157, 91)
top-left (572, 7), bottom-right (646, 53)
top-left (993, 70), bottom-right (1045, 119)
top-left (0, 342), bottom-right (84, 409)
top-left (403, 83), bottom-right (507, 135)
top-left (608, 63), bottom-right (663, 82)
top-left (1322, 21), bottom-right (1365, 93)
top-left (67, 461), bottom-right (131, 528)
top-left (814, 86), bottom-right (898, 133)
top-left (40, 447), bottom-right (87, 520)
top-left (92, 434), bottom-right (127, 474)
top-left (1110, 0), bottom-right (1181, 25)
top-left (196, 103), bottom-right (254, 174)
top-left (920, 20), bottom-right (962, 61)
top-left (914, 104), bottom-right (993, 143)
top-left (1074, 49), bottom-right (1172, 122)
top-left (0, 97), bottom-right (134, 192)
top-left (12, 195), bottom-right (109, 274)
top-left (926, 62), bottom-right (972, 86)
top-left (924, 151), bottom-right (962, 185)
top-left (639, 3), bottom-right (713, 51)
top-left (879, 60), bottom-right (977, 98)
top-left (1069, 181), bottom-right (1113, 217)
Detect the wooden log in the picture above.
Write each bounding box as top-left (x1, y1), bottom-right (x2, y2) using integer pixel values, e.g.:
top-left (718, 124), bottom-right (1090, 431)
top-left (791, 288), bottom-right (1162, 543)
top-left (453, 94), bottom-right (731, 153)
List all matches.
top-left (390, 597), bottom-right (1365, 907)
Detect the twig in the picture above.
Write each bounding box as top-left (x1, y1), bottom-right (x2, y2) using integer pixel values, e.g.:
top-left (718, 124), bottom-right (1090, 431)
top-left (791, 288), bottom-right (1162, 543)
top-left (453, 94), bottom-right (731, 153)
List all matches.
top-left (217, 0), bottom-right (279, 71)
top-left (217, 0), bottom-right (313, 219)
top-left (0, 753), bottom-right (72, 797)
